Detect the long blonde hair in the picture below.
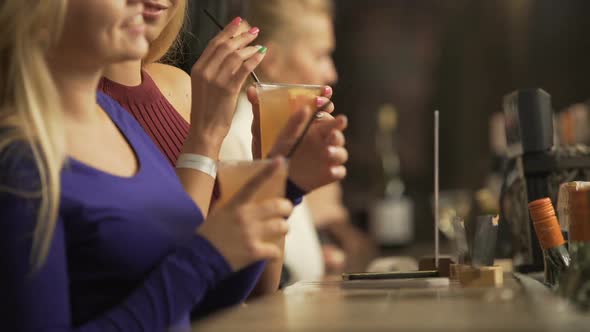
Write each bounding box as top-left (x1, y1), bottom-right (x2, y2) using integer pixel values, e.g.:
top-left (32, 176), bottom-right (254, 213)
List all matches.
top-left (144, 0), bottom-right (188, 64)
top-left (0, 0), bottom-right (67, 269)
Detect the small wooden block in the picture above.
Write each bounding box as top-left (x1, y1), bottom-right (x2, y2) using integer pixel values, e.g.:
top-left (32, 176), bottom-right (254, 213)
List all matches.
top-left (457, 265), bottom-right (503, 287)
top-left (449, 264), bottom-right (462, 281)
top-left (418, 256), bottom-right (456, 277)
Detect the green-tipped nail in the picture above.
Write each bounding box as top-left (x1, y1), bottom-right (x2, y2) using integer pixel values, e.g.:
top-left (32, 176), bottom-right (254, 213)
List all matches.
top-left (258, 46), bottom-right (267, 54)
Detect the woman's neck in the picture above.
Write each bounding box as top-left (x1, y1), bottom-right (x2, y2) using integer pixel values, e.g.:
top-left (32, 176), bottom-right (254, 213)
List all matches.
top-left (48, 57), bottom-right (103, 121)
top-left (103, 60), bottom-right (143, 86)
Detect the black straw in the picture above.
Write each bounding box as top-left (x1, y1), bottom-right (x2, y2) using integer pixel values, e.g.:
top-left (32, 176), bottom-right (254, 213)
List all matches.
top-left (203, 9), bottom-right (261, 84)
top-left (285, 101), bottom-right (332, 158)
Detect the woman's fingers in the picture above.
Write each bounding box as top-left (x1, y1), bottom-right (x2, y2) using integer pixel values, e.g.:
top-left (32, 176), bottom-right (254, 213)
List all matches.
top-left (328, 114), bottom-right (348, 130)
top-left (217, 45), bottom-right (264, 83)
top-left (329, 165), bottom-right (347, 180)
top-left (321, 86), bottom-right (333, 99)
top-left (204, 28), bottom-right (260, 77)
top-left (197, 16), bottom-right (244, 66)
top-left (232, 51), bottom-right (266, 89)
top-left (311, 115), bottom-right (347, 143)
top-left (217, 16), bottom-right (245, 41)
top-left (250, 242), bottom-right (282, 261)
top-left (327, 146), bottom-right (349, 164)
top-left (254, 198), bottom-right (294, 220)
top-left (246, 85), bottom-right (260, 105)
top-left (315, 97), bottom-right (335, 114)
top-left (260, 218), bottom-right (290, 239)
top-left (327, 129), bottom-right (346, 147)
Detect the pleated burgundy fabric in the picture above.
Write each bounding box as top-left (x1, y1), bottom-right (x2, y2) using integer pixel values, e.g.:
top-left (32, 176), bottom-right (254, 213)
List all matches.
top-left (99, 70), bottom-right (189, 166)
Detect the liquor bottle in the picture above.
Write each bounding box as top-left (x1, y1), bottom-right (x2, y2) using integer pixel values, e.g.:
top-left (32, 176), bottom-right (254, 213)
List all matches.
top-left (370, 104), bottom-right (413, 247)
top-left (528, 198), bottom-right (570, 289)
top-left (558, 183), bottom-right (590, 309)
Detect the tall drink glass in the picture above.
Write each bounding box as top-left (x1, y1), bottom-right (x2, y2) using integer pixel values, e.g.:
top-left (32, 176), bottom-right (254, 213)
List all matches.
top-left (216, 159), bottom-right (288, 207)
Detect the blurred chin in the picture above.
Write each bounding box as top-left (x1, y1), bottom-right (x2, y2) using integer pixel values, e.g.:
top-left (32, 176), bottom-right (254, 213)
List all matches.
top-left (132, 41), bottom-right (150, 60)
top-left (144, 24), bottom-right (163, 44)
top-left (119, 39), bottom-right (149, 62)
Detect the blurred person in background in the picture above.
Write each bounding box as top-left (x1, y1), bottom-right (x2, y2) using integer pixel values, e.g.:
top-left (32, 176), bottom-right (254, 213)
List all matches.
top-left (220, 0), bottom-right (376, 284)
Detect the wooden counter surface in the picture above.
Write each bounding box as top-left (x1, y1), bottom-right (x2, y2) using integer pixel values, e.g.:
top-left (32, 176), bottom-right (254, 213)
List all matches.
top-left (194, 274), bottom-right (589, 331)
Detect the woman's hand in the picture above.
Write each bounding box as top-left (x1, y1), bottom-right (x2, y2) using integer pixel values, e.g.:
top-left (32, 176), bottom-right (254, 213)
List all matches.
top-left (197, 158), bottom-right (293, 271)
top-left (249, 85), bottom-right (348, 192)
top-left (185, 17), bottom-right (266, 158)
top-left (287, 107), bottom-right (348, 191)
top-left (322, 244), bottom-right (347, 273)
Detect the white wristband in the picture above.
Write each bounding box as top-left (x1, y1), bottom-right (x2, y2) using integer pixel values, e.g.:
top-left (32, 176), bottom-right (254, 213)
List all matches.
top-left (176, 153), bottom-right (217, 178)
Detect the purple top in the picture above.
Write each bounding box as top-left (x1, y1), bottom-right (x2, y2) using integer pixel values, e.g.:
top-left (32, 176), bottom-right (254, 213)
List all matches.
top-left (98, 73), bottom-right (305, 320)
top-left (0, 93), bottom-right (248, 331)
top-left (97, 74), bottom-right (287, 321)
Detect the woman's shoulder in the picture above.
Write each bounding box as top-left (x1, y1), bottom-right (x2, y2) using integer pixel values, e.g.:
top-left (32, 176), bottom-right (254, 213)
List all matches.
top-left (144, 63), bottom-right (191, 121)
top-left (0, 134), bottom-right (40, 192)
top-left (96, 92), bottom-right (139, 126)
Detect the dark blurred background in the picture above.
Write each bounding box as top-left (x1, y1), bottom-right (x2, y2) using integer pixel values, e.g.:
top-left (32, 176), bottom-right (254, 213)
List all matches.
top-left (179, 0), bottom-right (590, 244)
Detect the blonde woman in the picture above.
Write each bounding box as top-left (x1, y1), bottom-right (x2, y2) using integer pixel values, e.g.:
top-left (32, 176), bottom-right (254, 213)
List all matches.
top-left (99, 0), bottom-right (349, 308)
top-left (0, 0), bottom-right (296, 330)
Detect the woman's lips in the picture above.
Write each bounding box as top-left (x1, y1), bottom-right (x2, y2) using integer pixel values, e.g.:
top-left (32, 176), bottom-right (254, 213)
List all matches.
top-left (143, 2), bottom-right (168, 21)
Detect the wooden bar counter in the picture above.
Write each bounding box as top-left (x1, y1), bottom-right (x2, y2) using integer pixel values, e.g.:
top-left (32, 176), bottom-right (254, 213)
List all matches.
top-left (194, 274), bottom-right (589, 331)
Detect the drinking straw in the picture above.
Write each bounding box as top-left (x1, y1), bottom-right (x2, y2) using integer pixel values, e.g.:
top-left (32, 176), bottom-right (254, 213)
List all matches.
top-left (435, 110), bottom-right (440, 269)
top-left (203, 9), bottom-right (261, 84)
top-left (285, 101), bottom-right (332, 158)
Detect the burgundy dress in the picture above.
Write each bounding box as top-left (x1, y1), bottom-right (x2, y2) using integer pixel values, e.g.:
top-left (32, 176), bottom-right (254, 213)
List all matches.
top-left (99, 70), bottom-right (189, 165)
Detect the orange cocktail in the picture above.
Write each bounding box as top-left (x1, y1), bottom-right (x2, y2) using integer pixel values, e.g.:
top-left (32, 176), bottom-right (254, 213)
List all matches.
top-left (216, 160), bottom-right (288, 207)
top-left (256, 83), bottom-right (323, 157)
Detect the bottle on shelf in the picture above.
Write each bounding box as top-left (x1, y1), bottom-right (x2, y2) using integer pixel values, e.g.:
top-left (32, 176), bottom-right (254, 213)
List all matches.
top-left (370, 104), bottom-right (413, 248)
top-left (527, 198), bottom-right (570, 290)
top-left (557, 182), bottom-right (590, 309)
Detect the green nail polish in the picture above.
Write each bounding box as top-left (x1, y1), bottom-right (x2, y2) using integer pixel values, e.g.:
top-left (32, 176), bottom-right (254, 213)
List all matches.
top-left (258, 46), bottom-right (267, 54)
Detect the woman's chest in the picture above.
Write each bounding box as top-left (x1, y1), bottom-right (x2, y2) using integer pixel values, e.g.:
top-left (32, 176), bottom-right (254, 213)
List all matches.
top-left (60, 168), bottom-right (202, 277)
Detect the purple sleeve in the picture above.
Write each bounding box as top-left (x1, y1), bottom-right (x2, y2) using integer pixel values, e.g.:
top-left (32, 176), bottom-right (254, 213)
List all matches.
top-left (0, 191), bottom-right (232, 332)
top-left (286, 179), bottom-right (305, 205)
top-left (190, 261), bottom-right (266, 319)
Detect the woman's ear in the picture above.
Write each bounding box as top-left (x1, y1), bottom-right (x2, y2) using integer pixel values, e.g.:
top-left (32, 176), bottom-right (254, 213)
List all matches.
top-left (258, 40), bottom-right (283, 81)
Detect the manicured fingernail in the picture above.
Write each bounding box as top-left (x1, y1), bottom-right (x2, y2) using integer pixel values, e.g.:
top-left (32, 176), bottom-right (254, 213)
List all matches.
top-left (258, 46), bottom-right (268, 54)
top-left (340, 115), bottom-right (348, 126)
top-left (249, 27), bottom-right (260, 35)
top-left (331, 166), bottom-right (346, 177)
top-left (328, 146), bottom-right (338, 155)
top-left (316, 96), bottom-right (325, 107)
top-left (231, 17), bottom-right (242, 26)
top-left (315, 111), bottom-right (325, 119)
top-left (324, 86), bottom-right (332, 95)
